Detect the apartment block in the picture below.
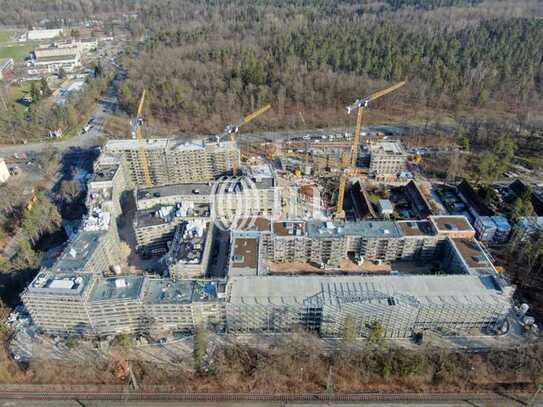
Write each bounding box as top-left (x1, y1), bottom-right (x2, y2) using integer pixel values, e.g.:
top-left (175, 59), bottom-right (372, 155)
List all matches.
top-left (87, 154), bottom-right (127, 218)
top-left (135, 175), bottom-right (280, 219)
top-left (230, 215), bottom-right (478, 272)
top-left (133, 203), bottom-right (210, 255)
top-left (22, 272), bottom-right (226, 336)
top-left (104, 138), bottom-right (240, 187)
top-left (368, 140), bottom-right (408, 179)
top-left (162, 220), bottom-right (214, 279)
top-left (226, 274), bottom-right (510, 338)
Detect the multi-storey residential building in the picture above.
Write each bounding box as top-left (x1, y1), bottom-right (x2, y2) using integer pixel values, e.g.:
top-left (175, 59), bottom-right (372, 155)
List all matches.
top-left (226, 274), bottom-right (511, 338)
top-left (21, 147), bottom-right (516, 341)
top-left (104, 138), bottom-right (240, 187)
top-left (87, 155), bottom-right (126, 218)
top-left (23, 272), bottom-right (98, 335)
top-left (133, 203), bottom-right (210, 255)
top-left (23, 272), bottom-right (226, 336)
top-left (135, 176), bottom-right (280, 218)
top-left (229, 216), bottom-right (477, 272)
top-left (162, 220), bottom-right (214, 278)
top-left (368, 140), bottom-right (408, 179)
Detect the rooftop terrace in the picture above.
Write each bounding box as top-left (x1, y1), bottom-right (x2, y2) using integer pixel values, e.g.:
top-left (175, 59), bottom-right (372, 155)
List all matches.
top-left (232, 237), bottom-right (259, 270)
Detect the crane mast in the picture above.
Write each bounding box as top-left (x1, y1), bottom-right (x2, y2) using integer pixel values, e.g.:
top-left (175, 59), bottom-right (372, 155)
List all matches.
top-left (336, 81), bottom-right (406, 219)
top-left (132, 90), bottom-right (152, 186)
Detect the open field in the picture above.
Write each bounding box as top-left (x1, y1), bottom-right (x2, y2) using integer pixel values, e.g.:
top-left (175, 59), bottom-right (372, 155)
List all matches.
top-left (0, 30), bottom-right (14, 44)
top-left (0, 43), bottom-right (32, 61)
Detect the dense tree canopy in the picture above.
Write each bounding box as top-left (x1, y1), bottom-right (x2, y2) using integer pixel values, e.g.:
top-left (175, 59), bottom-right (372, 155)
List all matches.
top-left (117, 1), bottom-right (543, 132)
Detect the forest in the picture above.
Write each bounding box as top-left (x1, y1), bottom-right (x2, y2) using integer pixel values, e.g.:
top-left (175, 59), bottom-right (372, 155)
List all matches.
top-left (112, 0), bottom-right (543, 134)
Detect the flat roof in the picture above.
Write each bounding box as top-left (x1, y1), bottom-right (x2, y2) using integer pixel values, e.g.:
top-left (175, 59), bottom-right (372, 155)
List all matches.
top-left (144, 279), bottom-right (224, 304)
top-left (35, 54), bottom-right (78, 62)
top-left (370, 141), bottom-right (406, 155)
top-left (89, 276), bottom-right (145, 302)
top-left (397, 220), bottom-right (435, 237)
top-left (248, 217), bottom-right (272, 232)
top-left (28, 271), bottom-right (94, 296)
top-left (50, 230), bottom-right (107, 273)
top-left (228, 274), bottom-right (508, 306)
top-left (137, 177), bottom-right (273, 202)
top-left (104, 138), bottom-right (236, 152)
top-left (89, 164), bottom-right (120, 183)
top-left (167, 221), bottom-right (209, 265)
top-left (106, 138), bottom-right (169, 151)
top-left (137, 183), bottom-right (213, 201)
top-left (306, 220), bottom-right (401, 238)
top-left (273, 221), bottom-right (306, 237)
top-left (134, 204), bottom-right (210, 228)
top-left (451, 238), bottom-right (493, 270)
top-left (232, 237), bottom-right (258, 269)
top-left (430, 215), bottom-right (474, 233)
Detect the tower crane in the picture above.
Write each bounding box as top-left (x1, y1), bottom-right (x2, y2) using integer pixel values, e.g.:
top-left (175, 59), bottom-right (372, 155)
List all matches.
top-left (335, 81), bottom-right (406, 219)
top-left (221, 104), bottom-right (272, 174)
top-left (222, 104), bottom-right (271, 142)
top-left (131, 90), bottom-right (152, 186)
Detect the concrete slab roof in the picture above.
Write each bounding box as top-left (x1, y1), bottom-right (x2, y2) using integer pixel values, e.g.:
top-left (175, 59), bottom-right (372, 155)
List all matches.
top-left (89, 276), bottom-right (146, 302)
top-left (306, 220), bottom-right (401, 238)
top-left (144, 279), bottom-right (224, 304)
top-left (227, 274), bottom-right (508, 307)
top-left (50, 230), bottom-right (107, 273)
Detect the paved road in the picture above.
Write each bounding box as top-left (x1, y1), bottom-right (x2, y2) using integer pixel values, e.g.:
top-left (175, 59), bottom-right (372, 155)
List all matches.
top-left (0, 72), bottom-right (121, 156)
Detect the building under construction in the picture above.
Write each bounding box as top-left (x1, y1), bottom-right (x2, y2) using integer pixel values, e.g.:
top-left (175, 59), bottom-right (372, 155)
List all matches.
top-left (226, 274), bottom-right (511, 337)
top-left (23, 272), bottom-right (226, 336)
top-left (104, 138), bottom-right (240, 187)
top-left (20, 87), bottom-right (518, 340)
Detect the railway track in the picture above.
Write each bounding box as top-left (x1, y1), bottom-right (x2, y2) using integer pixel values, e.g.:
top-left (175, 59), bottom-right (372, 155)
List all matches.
top-left (0, 389), bottom-right (537, 404)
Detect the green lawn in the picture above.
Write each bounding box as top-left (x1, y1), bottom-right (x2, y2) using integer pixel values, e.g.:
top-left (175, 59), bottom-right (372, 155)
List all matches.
top-left (0, 30), bottom-right (14, 44)
top-left (10, 81), bottom-right (33, 100)
top-left (8, 80), bottom-right (40, 113)
top-left (0, 43), bottom-right (33, 61)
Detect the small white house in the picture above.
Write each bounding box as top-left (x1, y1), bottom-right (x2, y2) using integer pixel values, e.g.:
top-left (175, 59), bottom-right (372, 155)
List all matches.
top-left (0, 159), bottom-right (11, 183)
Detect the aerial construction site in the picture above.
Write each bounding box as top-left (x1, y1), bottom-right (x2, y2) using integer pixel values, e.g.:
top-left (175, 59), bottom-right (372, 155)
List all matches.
top-left (17, 83), bottom-right (527, 343)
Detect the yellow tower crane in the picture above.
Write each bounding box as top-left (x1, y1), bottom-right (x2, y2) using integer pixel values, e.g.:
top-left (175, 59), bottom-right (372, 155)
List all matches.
top-left (335, 81), bottom-right (406, 219)
top-left (222, 104), bottom-right (272, 174)
top-left (131, 90), bottom-right (152, 186)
